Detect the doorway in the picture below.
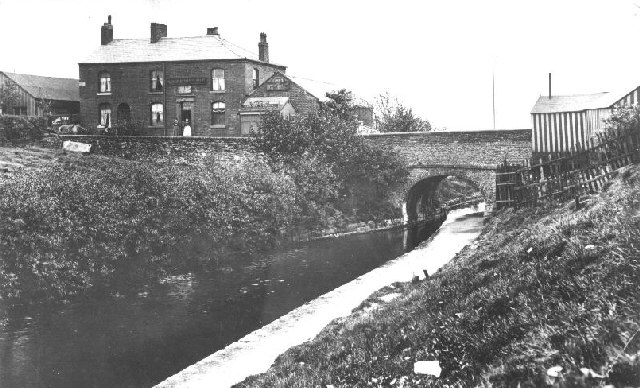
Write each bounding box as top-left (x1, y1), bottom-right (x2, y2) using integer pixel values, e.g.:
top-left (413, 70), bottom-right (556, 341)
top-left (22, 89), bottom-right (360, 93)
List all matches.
top-left (117, 103), bottom-right (131, 124)
top-left (179, 101), bottom-right (193, 128)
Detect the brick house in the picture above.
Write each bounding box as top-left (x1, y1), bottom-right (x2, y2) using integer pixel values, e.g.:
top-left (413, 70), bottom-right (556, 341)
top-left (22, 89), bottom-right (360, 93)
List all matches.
top-left (78, 16), bottom-right (286, 136)
top-left (0, 71), bottom-right (79, 118)
top-left (239, 72), bottom-right (320, 134)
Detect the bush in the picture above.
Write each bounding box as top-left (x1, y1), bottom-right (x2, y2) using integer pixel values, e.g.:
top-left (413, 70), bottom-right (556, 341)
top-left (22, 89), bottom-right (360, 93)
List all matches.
top-left (104, 120), bottom-right (145, 136)
top-left (0, 155), bottom-right (299, 301)
top-left (250, 111), bottom-right (408, 225)
top-left (0, 115), bottom-right (45, 142)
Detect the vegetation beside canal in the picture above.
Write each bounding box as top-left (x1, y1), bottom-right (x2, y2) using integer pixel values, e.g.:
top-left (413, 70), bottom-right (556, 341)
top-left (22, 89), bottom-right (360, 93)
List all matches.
top-left (0, 109), bottom-right (411, 302)
top-left (236, 164), bottom-right (640, 387)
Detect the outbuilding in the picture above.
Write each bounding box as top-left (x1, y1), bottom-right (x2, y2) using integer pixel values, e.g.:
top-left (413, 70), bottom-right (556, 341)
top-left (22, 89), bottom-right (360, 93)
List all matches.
top-left (0, 71), bottom-right (80, 118)
top-left (531, 85), bottom-right (640, 155)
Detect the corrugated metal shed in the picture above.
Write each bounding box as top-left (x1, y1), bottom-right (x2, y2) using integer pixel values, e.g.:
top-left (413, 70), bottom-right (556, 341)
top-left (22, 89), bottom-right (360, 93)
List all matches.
top-left (531, 85), bottom-right (640, 153)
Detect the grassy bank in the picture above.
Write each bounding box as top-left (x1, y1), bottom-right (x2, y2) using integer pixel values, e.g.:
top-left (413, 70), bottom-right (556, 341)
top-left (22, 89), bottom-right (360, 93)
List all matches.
top-left (0, 148), bottom-right (304, 301)
top-left (235, 165), bottom-right (640, 387)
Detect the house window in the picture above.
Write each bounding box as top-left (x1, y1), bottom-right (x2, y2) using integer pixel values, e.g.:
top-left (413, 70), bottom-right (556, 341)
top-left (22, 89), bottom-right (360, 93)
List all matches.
top-left (211, 102), bottom-right (225, 126)
top-left (178, 85), bottom-right (192, 94)
top-left (99, 103), bottom-right (111, 127)
top-left (99, 71), bottom-right (111, 93)
top-left (253, 68), bottom-right (259, 89)
top-left (211, 69), bottom-right (225, 91)
top-left (150, 103), bottom-right (163, 126)
top-left (151, 70), bottom-right (164, 92)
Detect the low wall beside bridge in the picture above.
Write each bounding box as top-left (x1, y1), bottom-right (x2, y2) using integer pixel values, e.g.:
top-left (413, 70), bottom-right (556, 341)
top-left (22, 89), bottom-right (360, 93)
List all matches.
top-left (52, 130), bottom-right (533, 217)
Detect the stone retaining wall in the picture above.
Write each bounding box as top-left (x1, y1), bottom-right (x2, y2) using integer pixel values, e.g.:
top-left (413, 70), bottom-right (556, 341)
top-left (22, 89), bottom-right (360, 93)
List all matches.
top-left (364, 130), bottom-right (532, 166)
top-left (47, 135), bottom-right (251, 161)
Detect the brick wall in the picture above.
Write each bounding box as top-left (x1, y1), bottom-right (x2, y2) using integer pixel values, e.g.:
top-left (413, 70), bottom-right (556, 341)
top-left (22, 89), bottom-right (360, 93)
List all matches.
top-left (248, 73), bottom-right (320, 115)
top-left (79, 60), bottom-right (284, 137)
top-left (364, 129), bottom-right (532, 167)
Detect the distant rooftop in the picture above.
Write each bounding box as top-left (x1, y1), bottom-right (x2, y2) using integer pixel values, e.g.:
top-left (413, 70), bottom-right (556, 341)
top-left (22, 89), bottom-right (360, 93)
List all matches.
top-left (288, 75), bottom-right (372, 106)
top-left (2, 71), bottom-right (79, 101)
top-left (81, 35), bottom-right (285, 67)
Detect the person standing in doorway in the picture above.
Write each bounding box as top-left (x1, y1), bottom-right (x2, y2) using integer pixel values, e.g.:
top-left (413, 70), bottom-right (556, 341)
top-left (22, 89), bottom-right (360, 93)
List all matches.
top-left (172, 119), bottom-right (180, 136)
top-left (182, 119), bottom-right (192, 136)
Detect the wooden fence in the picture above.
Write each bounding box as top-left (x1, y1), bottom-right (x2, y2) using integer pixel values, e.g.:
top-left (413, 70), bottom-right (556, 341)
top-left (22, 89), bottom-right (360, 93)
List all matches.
top-left (496, 127), bottom-right (640, 209)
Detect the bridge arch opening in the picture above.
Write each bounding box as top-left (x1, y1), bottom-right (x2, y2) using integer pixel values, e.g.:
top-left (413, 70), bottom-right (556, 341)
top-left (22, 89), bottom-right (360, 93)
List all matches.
top-left (404, 174), bottom-right (484, 222)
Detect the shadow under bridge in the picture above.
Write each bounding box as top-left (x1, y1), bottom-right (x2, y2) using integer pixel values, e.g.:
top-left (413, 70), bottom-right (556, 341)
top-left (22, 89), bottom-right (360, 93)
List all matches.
top-left (402, 164), bottom-right (497, 223)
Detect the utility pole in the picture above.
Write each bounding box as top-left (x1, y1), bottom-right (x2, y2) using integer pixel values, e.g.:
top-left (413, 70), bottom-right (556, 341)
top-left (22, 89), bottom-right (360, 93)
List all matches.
top-left (492, 69), bottom-right (496, 130)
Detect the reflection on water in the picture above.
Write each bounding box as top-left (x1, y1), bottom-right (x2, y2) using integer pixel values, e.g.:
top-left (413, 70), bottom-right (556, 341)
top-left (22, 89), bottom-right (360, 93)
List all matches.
top-left (0, 207), bottom-right (483, 388)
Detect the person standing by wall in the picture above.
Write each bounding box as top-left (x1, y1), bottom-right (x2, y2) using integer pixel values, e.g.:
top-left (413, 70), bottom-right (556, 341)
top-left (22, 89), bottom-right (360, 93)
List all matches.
top-left (182, 119), bottom-right (192, 136)
top-left (172, 119), bottom-right (180, 136)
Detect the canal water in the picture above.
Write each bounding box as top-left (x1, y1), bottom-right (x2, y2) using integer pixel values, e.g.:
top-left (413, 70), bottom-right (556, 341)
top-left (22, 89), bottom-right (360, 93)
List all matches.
top-left (0, 205), bottom-right (484, 388)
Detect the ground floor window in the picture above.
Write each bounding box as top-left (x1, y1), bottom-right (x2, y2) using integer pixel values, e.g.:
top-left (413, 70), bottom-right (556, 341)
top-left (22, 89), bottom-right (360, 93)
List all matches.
top-left (151, 103), bottom-right (163, 126)
top-left (240, 114), bottom-right (260, 135)
top-left (99, 103), bottom-right (111, 127)
top-left (211, 102), bottom-right (225, 126)
top-left (117, 103), bottom-right (131, 123)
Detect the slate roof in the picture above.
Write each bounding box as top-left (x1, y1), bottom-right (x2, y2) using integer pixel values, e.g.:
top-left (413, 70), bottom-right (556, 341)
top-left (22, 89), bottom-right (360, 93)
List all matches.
top-left (81, 35), bottom-right (285, 67)
top-left (3, 72), bottom-right (79, 101)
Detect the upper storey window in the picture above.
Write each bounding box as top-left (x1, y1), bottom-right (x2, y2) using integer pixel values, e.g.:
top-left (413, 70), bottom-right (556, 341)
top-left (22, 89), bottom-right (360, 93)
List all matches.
top-left (151, 70), bottom-right (164, 92)
top-left (99, 71), bottom-right (111, 93)
top-left (211, 69), bottom-right (225, 91)
top-left (252, 68), bottom-right (259, 89)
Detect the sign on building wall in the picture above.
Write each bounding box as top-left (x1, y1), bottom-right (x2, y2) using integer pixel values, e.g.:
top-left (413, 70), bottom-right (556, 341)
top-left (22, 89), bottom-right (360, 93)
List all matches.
top-left (166, 77), bottom-right (208, 86)
top-left (266, 76), bottom-right (289, 91)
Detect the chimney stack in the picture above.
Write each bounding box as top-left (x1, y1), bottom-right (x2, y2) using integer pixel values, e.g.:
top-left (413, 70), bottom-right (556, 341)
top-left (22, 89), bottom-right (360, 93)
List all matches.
top-left (207, 27), bottom-right (219, 36)
top-left (150, 23), bottom-right (167, 43)
top-left (259, 32), bottom-right (269, 63)
top-left (101, 15), bottom-right (113, 45)
top-left (548, 73), bottom-right (552, 99)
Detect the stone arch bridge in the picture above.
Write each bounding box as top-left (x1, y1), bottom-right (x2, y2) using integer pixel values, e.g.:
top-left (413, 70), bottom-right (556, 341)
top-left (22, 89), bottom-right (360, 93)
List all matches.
top-left (59, 129), bottom-right (532, 221)
top-left (363, 130), bottom-right (532, 221)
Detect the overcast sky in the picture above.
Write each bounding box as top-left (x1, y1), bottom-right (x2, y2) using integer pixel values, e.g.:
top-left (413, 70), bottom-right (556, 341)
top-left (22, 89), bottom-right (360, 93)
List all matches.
top-left (1, 0), bottom-right (640, 130)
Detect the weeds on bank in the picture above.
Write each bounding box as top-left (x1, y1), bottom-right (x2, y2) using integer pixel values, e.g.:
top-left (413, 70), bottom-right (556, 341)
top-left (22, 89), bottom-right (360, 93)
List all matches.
top-left (236, 166), bottom-right (640, 388)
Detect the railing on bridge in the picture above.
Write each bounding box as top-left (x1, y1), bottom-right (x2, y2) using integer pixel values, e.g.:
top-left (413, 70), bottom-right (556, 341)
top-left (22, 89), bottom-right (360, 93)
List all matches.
top-left (495, 127), bottom-right (640, 210)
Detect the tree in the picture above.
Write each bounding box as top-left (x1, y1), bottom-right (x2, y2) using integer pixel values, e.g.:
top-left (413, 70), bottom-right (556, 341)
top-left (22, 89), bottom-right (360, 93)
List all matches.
top-left (0, 79), bottom-right (21, 115)
top-left (36, 98), bottom-right (53, 117)
top-left (250, 110), bottom-right (408, 223)
top-left (605, 105), bottom-right (640, 132)
top-left (374, 92), bottom-right (431, 132)
top-left (321, 89), bottom-right (358, 123)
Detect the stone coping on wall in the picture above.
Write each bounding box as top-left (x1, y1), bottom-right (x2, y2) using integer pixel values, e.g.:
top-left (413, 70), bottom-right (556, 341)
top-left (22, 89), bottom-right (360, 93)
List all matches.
top-left (407, 163), bottom-right (498, 170)
top-left (58, 135), bottom-right (249, 142)
top-left (362, 129), bottom-right (532, 137)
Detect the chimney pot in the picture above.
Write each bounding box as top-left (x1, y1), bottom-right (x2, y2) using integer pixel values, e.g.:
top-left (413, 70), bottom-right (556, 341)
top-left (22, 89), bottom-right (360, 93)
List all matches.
top-left (207, 27), bottom-right (219, 36)
top-left (151, 22), bottom-right (167, 43)
top-left (101, 15), bottom-right (113, 45)
top-left (258, 32), bottom-right (269, 63)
